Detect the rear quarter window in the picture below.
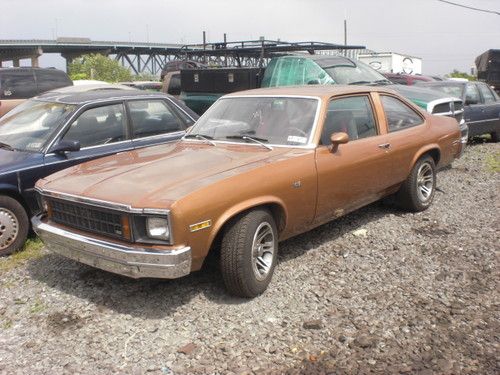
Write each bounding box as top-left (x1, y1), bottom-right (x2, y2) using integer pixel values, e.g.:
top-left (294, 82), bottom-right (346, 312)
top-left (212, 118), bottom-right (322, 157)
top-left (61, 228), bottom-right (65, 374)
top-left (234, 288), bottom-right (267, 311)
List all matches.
top-left (381, 95), bottom-right (424, 132)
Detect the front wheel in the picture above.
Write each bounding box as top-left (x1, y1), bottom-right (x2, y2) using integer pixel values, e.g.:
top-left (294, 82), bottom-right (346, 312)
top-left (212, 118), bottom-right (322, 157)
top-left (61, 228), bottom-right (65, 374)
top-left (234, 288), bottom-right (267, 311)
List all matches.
top-left (396, 156), bottom-right (436, 212)
top-left (0, 196), bottom-right (29, 256)
top-left (220, 209), bottom-right (278, 298)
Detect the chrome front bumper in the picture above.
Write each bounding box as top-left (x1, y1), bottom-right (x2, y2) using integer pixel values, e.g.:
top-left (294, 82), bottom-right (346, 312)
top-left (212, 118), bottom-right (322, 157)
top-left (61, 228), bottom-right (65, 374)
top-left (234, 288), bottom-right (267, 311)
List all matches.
top-left (32, 215), bottom-right (192, 279)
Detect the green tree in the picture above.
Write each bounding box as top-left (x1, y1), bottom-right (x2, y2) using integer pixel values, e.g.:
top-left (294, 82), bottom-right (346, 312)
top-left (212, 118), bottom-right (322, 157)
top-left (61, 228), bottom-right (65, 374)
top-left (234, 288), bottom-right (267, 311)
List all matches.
top-left (68, 54), bottom-right (132, 82)
top-left (447, 69), bottom-right (476, 81)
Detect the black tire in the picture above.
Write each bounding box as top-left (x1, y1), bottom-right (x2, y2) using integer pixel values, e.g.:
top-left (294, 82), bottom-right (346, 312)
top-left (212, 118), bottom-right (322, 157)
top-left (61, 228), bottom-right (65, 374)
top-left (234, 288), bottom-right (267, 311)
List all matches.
top-left (0, 195), bottom-right (29, 256)
top-left (396, 156), bottom-right (436, 212)
top-left (220, 209), bottom-right (278, 298)
top-left (491, 131), bottom-right (498, 143)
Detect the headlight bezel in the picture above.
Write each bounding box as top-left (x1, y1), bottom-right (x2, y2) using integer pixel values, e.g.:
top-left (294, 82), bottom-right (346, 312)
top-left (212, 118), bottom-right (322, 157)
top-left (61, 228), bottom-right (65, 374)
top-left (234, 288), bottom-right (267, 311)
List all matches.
top-left (131, 212), bottom-right (173, 245)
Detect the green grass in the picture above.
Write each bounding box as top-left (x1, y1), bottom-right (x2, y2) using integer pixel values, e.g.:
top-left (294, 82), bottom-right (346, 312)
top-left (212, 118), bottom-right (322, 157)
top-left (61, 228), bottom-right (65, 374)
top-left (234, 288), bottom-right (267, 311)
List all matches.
top-left (0, 238), bottom-right (44, 272)
top-left (485, 151), bottom-right (500, 173)
top-left (29, 299), bottom-right (45, 314)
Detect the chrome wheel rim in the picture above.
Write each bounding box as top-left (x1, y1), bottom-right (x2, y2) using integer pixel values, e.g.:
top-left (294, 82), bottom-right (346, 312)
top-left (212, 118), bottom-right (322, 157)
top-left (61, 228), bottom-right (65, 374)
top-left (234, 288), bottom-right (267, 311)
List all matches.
top-left (251, 222), bottom-right (275, 281)
top-left (416, 162), bottom-right (434, 202)
top-left (0, 207), bottom-right (19, 250)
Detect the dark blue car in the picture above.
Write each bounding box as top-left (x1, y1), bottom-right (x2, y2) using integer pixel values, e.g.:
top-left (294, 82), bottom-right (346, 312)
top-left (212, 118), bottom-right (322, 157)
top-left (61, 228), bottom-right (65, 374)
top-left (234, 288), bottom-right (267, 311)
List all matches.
top-left (0, 86), bottom-right (198, 255)
top-left (419, 81), bottom-right (500, 141)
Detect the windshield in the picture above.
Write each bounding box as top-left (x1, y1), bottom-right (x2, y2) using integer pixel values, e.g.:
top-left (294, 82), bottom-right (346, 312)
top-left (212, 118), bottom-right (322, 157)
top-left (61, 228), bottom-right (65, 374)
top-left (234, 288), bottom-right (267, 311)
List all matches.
top-left (187, 96), bottom-right (319, 146)
top-left (324, 60), bottom-right (389, 85)
top-left (0, 100), bottom-right (76, 152)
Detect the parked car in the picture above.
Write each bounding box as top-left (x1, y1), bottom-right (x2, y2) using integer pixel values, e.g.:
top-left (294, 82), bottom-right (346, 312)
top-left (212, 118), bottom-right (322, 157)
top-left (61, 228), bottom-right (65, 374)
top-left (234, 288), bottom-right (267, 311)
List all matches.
top-left (0, 87), bottom-right (198, 256)
top-left (382, 73), bottom-right (436, 85)
top-left (0, 67), bottom-right (72, 117)
top-left (33, 86), bottom-right (462, 297)
top-left (418, 81), bottom-right (500, 141)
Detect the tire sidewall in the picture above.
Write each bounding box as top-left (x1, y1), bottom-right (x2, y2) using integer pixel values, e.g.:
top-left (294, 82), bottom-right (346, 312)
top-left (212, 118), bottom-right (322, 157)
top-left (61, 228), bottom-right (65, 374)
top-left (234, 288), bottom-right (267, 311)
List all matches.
top-left (411, 157), bottom-right (436, 211)
top-left (240, 210), bottom-right (278, 295)
top-left (0, 196), bottom-right (29, 256)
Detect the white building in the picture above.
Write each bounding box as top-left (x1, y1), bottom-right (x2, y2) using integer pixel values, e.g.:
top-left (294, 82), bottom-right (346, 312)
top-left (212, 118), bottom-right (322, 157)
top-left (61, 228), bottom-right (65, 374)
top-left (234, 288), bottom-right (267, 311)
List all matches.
top-left (358, 52), bottom-right (423, 75)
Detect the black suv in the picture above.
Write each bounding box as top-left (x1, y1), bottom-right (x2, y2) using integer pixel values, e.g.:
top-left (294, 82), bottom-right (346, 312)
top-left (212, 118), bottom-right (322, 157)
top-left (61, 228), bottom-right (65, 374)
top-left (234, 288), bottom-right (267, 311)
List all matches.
top-left (0, 67), bottom-right (72, 117)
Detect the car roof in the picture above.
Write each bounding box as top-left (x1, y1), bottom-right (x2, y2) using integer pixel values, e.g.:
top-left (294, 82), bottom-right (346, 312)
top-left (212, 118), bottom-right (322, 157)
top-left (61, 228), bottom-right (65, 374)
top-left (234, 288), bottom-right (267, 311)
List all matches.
top-left (34, 87), bottom-right (171, 104)
top-left (225, 85), bottom-right (399, 99)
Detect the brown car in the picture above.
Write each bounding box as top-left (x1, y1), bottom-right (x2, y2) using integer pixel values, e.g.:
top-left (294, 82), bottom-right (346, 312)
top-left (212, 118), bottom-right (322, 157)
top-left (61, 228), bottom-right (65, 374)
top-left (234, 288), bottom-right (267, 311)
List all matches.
top-left (32, 86), bottom-right (462, 297)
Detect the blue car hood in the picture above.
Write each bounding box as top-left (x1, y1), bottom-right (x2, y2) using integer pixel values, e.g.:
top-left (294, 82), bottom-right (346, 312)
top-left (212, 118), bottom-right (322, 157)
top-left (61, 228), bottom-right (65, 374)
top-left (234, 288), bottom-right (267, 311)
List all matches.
top-left (0, 149), bottom-right (42, 176)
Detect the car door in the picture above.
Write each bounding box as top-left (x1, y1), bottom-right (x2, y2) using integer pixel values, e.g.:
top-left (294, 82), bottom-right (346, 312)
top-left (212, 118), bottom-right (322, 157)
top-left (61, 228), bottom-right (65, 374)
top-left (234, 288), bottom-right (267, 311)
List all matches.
top-left (464, 83), bottom-right (485, 136)
top-left (378, 94), bottom-right (428, 183)
top-left (42, 102), bottom-right (134, 177)
top-left (476, 83), bottom-right (500, 134)
top-left (314, 94), bottom-right (392, 225)
top-left (127, 98), bottom-right (188, 149)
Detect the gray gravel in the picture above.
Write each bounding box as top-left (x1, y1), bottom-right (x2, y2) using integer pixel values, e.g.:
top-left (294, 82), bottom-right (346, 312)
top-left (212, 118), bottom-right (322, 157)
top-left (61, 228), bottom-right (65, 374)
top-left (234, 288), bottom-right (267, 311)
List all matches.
top-left (1, 142), bottom-right (499, 375)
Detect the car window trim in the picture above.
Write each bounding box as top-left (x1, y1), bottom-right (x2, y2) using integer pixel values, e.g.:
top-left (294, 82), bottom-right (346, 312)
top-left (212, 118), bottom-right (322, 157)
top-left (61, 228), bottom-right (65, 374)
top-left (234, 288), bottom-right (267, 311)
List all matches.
top-left (324, 93), bottom-right (381, 143)
top-left (132, 130), bottom-right (185, 143)
top-left (47, 100), bottom-right (129, 152)
top-left (380, 94), bottom-right (425, 133)
top-left (125, 98), bottom-right (189, 138)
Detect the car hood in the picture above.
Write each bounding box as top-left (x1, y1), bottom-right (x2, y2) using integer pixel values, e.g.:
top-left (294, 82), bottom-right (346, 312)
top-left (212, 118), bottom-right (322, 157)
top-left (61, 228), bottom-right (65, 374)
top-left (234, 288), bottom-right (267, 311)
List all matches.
top-left (390, 84), bottom-right (456, 109)
top-left (38, 141), bottom-right (291, 208)
top-left (0, 149), bottom-right (41, 177)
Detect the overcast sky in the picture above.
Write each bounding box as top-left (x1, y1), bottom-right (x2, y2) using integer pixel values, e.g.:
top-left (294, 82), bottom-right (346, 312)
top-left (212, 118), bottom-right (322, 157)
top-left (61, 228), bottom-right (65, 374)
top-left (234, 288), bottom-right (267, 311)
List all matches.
top-left (1, 0), bottom-right (499, 75)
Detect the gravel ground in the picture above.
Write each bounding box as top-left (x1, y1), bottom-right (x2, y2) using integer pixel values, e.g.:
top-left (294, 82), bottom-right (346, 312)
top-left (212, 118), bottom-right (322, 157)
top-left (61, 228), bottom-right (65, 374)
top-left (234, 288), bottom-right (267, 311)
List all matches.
top-left (0, 142), bottom-right (499, 375)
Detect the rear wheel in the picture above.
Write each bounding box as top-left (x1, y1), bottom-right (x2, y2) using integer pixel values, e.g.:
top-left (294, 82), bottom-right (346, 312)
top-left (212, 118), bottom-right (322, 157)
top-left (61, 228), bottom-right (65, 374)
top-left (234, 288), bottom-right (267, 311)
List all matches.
top-left (0, 196), bottom-right (29, 256)
top-left (396, 156), bottom-right (436, 212)
top-left (491, 131), bottom-right (498, 143)
top-left (220, 209), bottom-right (278, 298)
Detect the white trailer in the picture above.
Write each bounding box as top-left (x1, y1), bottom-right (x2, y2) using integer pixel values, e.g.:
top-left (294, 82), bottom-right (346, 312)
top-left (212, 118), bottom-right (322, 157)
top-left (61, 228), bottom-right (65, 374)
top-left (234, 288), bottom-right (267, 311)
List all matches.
top-left (358, 52), bottom-right (422, 75)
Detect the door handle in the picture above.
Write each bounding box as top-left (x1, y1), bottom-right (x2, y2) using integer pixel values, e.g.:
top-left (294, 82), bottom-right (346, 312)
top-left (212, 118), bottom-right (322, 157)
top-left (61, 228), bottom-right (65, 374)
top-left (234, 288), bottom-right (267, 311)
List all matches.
top-left (378, 143), bottom-right (391, 149)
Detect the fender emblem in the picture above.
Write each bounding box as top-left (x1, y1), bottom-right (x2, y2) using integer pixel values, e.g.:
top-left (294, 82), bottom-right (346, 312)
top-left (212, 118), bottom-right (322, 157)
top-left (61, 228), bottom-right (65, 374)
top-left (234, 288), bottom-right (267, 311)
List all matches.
top-left (189, 220), bottom-right (212, 232)
top-left (292, 181), bottom-right (302, 188)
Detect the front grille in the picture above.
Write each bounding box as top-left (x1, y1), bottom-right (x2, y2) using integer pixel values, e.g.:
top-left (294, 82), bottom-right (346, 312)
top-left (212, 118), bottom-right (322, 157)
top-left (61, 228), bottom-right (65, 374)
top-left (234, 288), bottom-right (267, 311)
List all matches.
top-left (48, 198), bottom-right (127, 240)
top-left (432, 103), bottom-right (451, 114)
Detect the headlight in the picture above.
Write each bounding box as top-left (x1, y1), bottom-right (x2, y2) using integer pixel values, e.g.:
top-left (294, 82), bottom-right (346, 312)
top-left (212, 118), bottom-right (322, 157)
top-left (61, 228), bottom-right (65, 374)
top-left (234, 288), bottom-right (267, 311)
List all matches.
top-left (146, 217), bottom-right (170, 240)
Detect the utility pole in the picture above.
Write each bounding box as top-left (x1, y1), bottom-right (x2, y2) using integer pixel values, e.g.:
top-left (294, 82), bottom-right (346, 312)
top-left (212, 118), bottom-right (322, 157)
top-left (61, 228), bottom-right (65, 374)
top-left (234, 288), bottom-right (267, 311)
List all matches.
top-left (344, 19), bottom-right (347, 45)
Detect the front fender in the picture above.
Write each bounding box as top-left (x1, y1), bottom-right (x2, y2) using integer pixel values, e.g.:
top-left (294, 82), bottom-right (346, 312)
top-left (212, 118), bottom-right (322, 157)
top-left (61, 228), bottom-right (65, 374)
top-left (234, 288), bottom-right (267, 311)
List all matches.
top-left (208, 195), bottom-right (289, 250)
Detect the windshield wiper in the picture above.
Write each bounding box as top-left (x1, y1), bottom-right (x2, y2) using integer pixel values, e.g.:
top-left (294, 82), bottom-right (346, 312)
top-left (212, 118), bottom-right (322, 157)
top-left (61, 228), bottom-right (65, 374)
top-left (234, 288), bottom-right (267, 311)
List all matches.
top-left (0, 142), bottom-right (14, 151)
top-left (373, 79), bottom-right (393, 85)
top-left (226, 135), bottom-right (273, 150)
top-left (348, 80), bottom-right (372, 85)
top-left (184, 133), bottom-right (216, 146)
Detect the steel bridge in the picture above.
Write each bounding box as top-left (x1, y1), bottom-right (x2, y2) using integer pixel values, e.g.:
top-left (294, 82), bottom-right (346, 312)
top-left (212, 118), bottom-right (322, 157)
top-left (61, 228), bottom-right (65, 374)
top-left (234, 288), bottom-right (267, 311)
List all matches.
top-left (0, 38), bottom-right (369, 76)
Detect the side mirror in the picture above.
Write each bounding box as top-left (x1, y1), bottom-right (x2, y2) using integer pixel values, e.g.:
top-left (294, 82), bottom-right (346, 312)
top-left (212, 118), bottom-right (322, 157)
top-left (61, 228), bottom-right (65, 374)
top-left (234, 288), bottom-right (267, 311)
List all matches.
top-left (49, 140), bottom-right (81, 154)
top-left (330, 132), bottom-right (349, 152)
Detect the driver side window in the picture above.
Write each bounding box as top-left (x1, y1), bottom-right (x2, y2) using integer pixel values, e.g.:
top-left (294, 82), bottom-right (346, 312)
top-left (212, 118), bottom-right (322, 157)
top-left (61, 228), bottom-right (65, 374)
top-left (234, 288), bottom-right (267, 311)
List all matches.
top-left (62, 103), bottom-right (126, 148)
top-left (321, 96), bottom-right (377, 145)
top-left (465, 84), bottom-right (480, 104)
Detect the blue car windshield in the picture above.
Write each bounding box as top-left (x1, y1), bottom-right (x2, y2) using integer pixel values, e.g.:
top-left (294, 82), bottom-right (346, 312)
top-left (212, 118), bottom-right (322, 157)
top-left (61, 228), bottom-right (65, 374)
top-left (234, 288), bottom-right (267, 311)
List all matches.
top-left (0, 100), bottom-right (76, 152)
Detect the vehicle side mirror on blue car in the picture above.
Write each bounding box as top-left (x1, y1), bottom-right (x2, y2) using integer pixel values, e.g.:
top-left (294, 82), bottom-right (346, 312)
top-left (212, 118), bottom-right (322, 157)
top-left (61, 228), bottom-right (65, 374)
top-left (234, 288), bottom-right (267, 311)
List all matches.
top-left (49, 140), bottom-right (81, 154)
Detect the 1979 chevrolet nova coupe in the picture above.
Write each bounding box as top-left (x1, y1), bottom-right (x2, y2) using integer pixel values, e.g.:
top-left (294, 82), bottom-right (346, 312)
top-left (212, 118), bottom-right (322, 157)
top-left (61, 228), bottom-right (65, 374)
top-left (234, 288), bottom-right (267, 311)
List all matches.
top-left (33, 86), bottom-right (463, 297)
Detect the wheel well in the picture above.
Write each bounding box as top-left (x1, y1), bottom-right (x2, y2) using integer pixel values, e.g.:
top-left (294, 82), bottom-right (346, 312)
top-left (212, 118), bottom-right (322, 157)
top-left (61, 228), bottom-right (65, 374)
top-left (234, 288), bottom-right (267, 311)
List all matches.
top-left (423, 148), bottom-right (440, 165)
top-left (207, 203), bottom-right (287, 258)
top-left (0, 189), bottom-right (30, 214)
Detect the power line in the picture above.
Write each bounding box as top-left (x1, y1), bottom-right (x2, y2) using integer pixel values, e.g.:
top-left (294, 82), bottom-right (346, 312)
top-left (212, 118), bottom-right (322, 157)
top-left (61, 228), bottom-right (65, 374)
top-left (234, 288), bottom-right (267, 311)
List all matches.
top-left (437, 0), bottom-right (500, 15)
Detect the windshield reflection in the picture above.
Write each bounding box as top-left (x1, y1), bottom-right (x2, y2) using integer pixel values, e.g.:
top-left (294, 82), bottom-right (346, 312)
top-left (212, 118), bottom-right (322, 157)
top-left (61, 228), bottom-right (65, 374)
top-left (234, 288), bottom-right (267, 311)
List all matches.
top-left (188, 97), bottom-right (319, 147)
top-left (0, 100), bottom-right (76, 152)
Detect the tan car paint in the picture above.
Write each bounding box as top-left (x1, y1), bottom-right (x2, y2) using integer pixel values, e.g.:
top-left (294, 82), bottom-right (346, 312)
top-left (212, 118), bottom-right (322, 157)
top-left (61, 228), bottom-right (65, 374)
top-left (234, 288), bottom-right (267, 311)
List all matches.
top-left (36, 86), bottom-right (462, 272)
top-left (0, 98), bottom-right (25, 118)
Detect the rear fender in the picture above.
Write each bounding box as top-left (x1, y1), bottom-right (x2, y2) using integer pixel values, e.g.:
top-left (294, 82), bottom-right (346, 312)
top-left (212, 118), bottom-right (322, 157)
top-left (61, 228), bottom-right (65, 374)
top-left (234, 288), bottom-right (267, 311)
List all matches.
top-left (409, 144), bottom-right (441, 173)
